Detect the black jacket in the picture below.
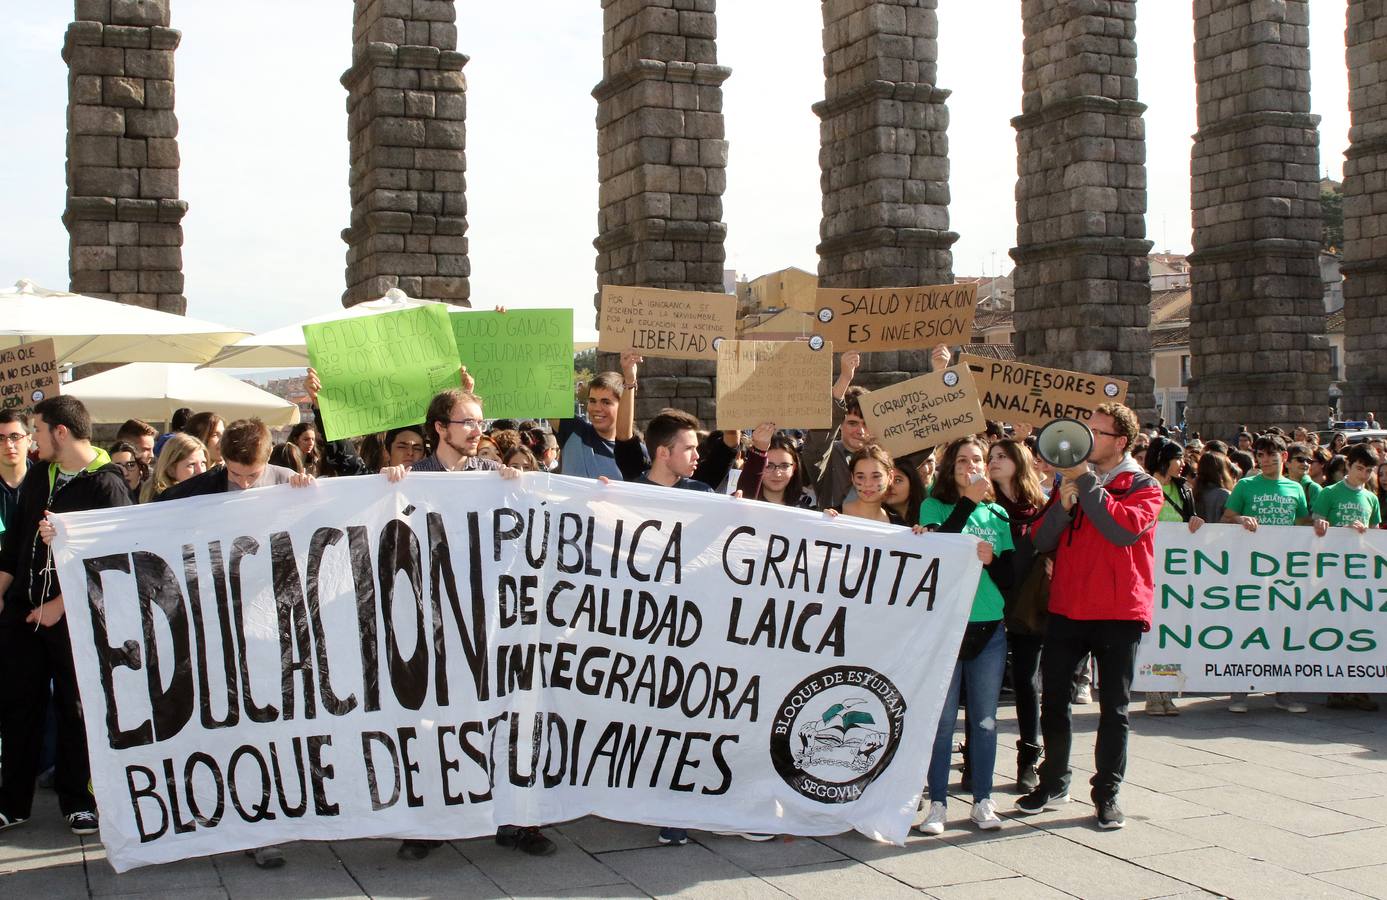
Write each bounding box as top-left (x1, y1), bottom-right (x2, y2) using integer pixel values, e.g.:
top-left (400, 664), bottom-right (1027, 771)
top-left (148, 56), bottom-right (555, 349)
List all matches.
top-left (0, 456), bottom-right (131, 623)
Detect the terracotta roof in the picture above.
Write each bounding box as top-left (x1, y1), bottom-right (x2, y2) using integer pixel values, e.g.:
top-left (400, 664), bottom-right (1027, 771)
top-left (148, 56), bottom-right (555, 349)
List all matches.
top-left (1327, 311), bottom-right (1344, 333)
top-left (1150, 288), bottom-right (1192, 325)
top-left (964, 342), bottom-right (1016, 360)
top-left (1151, 326), bottom-right (1190, 349)
top-left (974, 309), bottom-right (1013, 331)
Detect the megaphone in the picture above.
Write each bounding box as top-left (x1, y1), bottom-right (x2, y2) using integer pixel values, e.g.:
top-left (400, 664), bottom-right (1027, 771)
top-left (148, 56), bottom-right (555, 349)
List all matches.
top-left (1035, 418), bottom-right (1094, 469)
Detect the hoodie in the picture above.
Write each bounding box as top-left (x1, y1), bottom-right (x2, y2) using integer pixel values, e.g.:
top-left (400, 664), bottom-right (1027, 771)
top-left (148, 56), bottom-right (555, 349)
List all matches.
top-left (0, 447), bottom-right (131, 624)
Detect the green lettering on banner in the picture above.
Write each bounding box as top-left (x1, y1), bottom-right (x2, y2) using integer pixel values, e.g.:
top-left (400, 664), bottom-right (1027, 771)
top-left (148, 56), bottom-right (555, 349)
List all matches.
top-left (451, 309), bottom-right (575, 420)
top-left (304, 304), bottom-right (461, 441)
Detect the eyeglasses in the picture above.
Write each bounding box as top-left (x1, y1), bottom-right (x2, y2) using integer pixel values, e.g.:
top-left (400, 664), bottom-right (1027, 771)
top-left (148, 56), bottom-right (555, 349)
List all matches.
top-left (1291, 456), bottom-right (1311, 465)
top-left (765, 463), bottom-right (794, 473)
top-left (446, 418), bottom-right (484, 431)
top-left (0, 433), bottom-right (29, 445)
top-left (116, 461), bottom-right (142, 472)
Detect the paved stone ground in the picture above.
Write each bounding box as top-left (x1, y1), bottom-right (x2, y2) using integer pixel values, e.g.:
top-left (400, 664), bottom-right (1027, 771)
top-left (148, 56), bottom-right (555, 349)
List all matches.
top-left (4, 696), bottom-right (1386, 899)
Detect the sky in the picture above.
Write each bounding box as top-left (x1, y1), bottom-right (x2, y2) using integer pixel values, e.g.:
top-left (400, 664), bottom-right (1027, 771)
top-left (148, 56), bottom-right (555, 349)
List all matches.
top-left (0, 1), bottom-right (1353, 353)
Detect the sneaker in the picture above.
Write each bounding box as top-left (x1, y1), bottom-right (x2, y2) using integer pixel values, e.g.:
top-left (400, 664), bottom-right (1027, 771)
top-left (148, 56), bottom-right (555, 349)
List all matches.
top-left (245, 846), bottom-right (285, 869)
top-left (1096, 797), bottom-right (1126, 830)
top-left (1016, 760), bottom-right (1040, 794)
top-left (1144, 696), bottom-right (1167, 716)
top-left (0, 812), bottom-right (28, 832)
top-left (1275, 694), bottom-right (1308, 713)
top-left (915, 801), bottom-right (947, 835)
top-left (1327, 694), bottom-right (1353, 710)
top-left (1352, 694), bottom-right (1381, 712)
top-left (1162, 695), bottom-right (1180, 716)
top-left (496, 825), bottom-right (556, 857)
top-left (1228, 693), bottom-right (1248, 714)
top-left (396, 839), bottom-right (442, 861)
top-left (66, 811), bottom-right (98, 836)
top-left (1014, 786), bottom-right (1070, 815)
top-left (970, 798), bottom-right (1002, 831)
top-left (657, 827), bottom-right (688, 846)
top-left (716, 832), bottom-right (775, 841)
top-left (1073, 682), bottom-right (1092, 705)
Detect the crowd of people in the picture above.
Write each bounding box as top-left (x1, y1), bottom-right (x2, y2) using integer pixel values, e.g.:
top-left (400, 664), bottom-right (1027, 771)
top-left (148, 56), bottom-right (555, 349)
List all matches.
top-left (0, 340), bottom-right (1382, 869)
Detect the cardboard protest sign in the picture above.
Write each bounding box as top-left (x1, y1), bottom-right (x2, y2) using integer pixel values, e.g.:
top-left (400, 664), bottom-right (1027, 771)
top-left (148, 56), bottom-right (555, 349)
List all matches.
top-left (860, 364), bottom-right (984, 458)
top-left (715, 339), bottom-right (833, 431)
top-left (0, 338), bottom-right (60, 415)
top-left (53, 473), bottom-right (982, 870)
top-left (452, 309), bottom-right (574, 419)
top-left (305, 304), bottom-right (460, 440)
top-left (963, 354), bottom-right (1128, 427)
top-left (812, 283), bottom-right (976, 352)
top-left (1136, 523), bottom-right (1387, 693)
top-left (598, 285), bottom-right (737, 360)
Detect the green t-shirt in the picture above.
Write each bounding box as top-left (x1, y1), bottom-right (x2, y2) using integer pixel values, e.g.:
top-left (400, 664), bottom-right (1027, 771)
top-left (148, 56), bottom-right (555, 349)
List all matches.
top-left (1300, 474), bottom-right (1322, 507)
top-left (1225, 474), bottom-right (1308, 526)
top-left (919, 497), bottom-right (1012, 623)
top-left (1159, 481), bottom-right (1184, 523)
top-left (1311, 480), bottom-right (1382, 528)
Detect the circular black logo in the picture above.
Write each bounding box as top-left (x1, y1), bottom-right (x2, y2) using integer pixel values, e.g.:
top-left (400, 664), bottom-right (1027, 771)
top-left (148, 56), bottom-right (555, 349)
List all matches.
top-left (808, 335), bottom-right (825, 351)
top-left (770, 666), bottom-right (906, 804)
top-left (942, 371), bottom-right (959, 387)
top-left (1103, 382), bottom-right (1120, 397)
top-left (712, 337), bottom-right (723, 351)
top-left (817, 307), bottom-right (834, 323)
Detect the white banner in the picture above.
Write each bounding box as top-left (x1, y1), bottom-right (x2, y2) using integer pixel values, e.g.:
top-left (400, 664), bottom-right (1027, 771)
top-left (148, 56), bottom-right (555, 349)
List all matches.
top-left (53, 473), bottom-right (981, 871)
top-left (1135, 522), bottom-right (1387, 693)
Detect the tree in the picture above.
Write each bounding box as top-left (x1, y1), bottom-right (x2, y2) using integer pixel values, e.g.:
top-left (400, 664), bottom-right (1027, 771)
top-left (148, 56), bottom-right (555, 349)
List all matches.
top-left (1321, 189), bottom-right (1343, 253)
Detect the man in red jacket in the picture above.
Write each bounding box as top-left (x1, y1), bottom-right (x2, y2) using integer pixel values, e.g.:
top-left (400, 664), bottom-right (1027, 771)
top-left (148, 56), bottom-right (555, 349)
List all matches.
top-left (1014, 402), bottom-right (1162, 830)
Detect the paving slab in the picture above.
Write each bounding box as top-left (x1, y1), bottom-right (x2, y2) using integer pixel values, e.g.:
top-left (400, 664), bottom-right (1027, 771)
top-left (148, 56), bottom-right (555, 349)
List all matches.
top-left (1182, 736), bottom-right (1376, 777)
top-left (1139, 846), bottom-right (1366, 899)
top-left (557, 817), bottom-right (664, 854)
top-left (84, 847), bottom-right (223, 898)
top-left (964, 832), bottom-right (1192, 899)
top-left (330, 838), bottom-right (501, 899)
top-left (0, 861), bottom-right (92, 900)
top-left (212, 840), bottom-right (367, 900)
top-left (1038, 817), bottom-right (1209, 859)
top-left (1190, 761), bottom-right (1379, 803)
top-left (599, 844), bottom-right (786, 899)
top-left (1314, 863), bottom-right (1387, 899)
top-left (925, 876), bottom-right (1075, 899)
top-left (1163, 814), bottom-right (1384, 876)
top-left (695, 832), bottom-right (845, 874)
top-left (757, 858), bottom-right (922, 899)
top-left (1319, 797), bottom-right (1387, 825)
top-left (1167, 784), bottom-right (1378, 837)
top-left (456, 830), bottom-right (626, 896)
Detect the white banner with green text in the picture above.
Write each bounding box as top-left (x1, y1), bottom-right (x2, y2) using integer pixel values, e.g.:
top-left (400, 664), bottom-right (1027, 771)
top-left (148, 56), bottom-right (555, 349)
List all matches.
top-left (1135, 522), bottom-right (1387, 693)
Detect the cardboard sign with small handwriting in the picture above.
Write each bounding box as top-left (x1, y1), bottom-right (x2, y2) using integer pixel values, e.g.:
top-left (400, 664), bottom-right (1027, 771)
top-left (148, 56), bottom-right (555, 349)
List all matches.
top-left (598, 285), bottom-right (737, 360)
top-left (860, 365), bottom-right (984, 458)
top-left (962, 354), bottom-right (1128, 427)
top-left (0, 338), bottom-right (60, 416)
top-left (716, 339), bottom-right (833, 431)
top-left (812, 283), bottom-right (976, 352)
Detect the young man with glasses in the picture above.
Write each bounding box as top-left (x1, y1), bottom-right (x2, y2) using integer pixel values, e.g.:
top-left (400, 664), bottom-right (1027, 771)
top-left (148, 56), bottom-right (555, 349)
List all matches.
top-left (1017, 403), bottom-right (1163, 830)
top-left (0, 396), bottom-right (131, 838)
top-left (1221, 433), bottom-right (1311, 714)
top-left (393, 389), bottom-right (556, 860)
top-left (0, 411), bottom-right (32, 534)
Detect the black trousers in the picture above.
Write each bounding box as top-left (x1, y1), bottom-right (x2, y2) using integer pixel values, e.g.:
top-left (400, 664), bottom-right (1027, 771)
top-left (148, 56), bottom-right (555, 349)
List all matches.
top-left (1008, 630), bottom-right (1044, 746)
top-left (1036, 614), bottom-right (1143, 803)
top-left (0, 618), bottom-right (95, 819)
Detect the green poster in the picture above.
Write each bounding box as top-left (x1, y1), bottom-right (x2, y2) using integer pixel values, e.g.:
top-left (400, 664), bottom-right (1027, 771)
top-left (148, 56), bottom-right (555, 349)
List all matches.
top-left (451, 309), bottom-right (575, 419)
top-left (304, 304), bottom-right (461, 441)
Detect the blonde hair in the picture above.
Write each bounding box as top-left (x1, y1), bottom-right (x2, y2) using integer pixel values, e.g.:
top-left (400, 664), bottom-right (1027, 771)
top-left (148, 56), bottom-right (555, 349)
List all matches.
top-left (142, 433), bottom-right (207, 502)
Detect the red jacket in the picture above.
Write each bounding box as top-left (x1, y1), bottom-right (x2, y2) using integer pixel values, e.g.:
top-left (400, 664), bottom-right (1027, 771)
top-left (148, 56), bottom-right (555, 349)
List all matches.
top-left (1033, 456), bottom-right (1163, 628)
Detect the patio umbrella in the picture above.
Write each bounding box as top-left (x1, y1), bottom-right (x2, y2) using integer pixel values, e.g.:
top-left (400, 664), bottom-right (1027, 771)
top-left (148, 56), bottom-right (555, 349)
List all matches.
top-left (63, 363), bottom-right (302, 426)
top-left (199, 288), bottom-right (446, 369)
top-left (0, 279), bottom-right (251, 366)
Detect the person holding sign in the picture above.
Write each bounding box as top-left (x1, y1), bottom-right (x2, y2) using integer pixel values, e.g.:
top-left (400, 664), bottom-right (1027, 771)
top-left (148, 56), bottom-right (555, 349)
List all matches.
top-left (1219, 433), bottom-right (1312, 715)
top-left (738, 431), bottom-right (815, 508)
top-left (914, 436), bottom-right (1016, 835)
top-left (0, 396), bottom-right (131, 838)
top-left (1313, 444), bottom-right (1383, 713)
top-left (1016, 403), bottom-right (1161, 830)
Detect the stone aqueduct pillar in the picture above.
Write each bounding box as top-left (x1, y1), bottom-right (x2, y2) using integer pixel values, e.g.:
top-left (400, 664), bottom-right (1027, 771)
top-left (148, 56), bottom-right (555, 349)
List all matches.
top-left (815, 0), bottom-right (956, 387)
top-left (63, 0), bottom-right (186, 314)
top-left (1010, 0), bottom-right (1155, 421)
top-left (1341, 0), bottom-right (1387, 419)
top-left (592, 0), bottom-right (731, 423)
top-left (1186, 0), bottom-right (1328, 437)
top-left (341, 0), bottom-right (470, 307)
